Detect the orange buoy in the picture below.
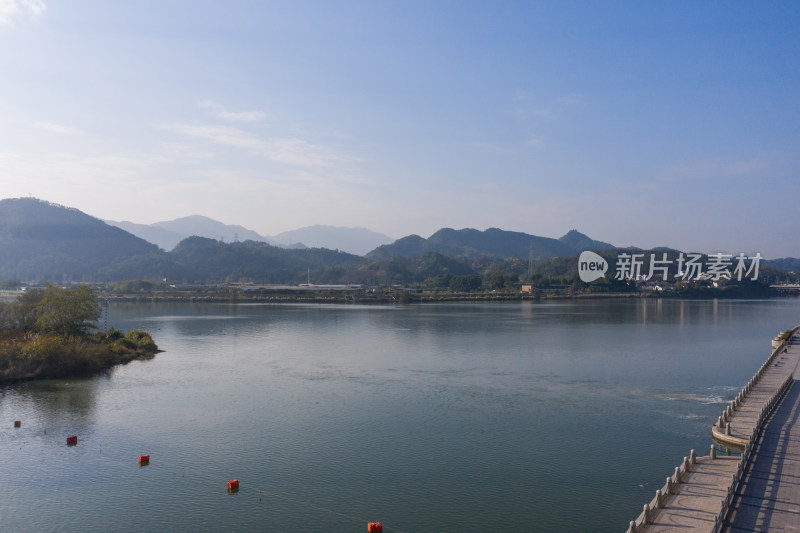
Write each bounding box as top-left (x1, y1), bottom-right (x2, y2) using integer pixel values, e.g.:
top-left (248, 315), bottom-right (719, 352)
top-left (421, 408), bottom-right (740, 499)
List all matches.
top-left (66, 435), bottom-right (78, 445)
top-left (14, 420), bottom-right (21, 428)
top-left (367, 522), bottom-right (383, 532)
top-left (138, 454), bottom-right (150, 465)
top-left (227, 479), bottom-right (239, 490)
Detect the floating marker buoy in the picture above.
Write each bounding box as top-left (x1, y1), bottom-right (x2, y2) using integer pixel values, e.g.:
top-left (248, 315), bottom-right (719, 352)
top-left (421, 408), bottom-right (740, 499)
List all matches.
top-left (138, 454), bottom-right (150, 465)
top-left (14, 420), bottom-right (21, 428)
top-left (367, 522), bottom-right (383, 532)
top-left (227, 479), bottom-right (239, 491)
top-left (66, 435), bottom-right (78, 445)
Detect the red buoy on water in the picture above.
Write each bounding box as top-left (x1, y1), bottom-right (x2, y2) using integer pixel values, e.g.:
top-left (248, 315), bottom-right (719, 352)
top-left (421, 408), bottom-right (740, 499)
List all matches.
top-left (227, 479), bottom-right (239, 492)
top-left (138, 454), bottom-right (150, 465)
top-left (367, 522), bottom-right (383, 532)
top-left (66, 435), bottom-right (78, 445)
top-left (14, 420), bottom-right (21, 428)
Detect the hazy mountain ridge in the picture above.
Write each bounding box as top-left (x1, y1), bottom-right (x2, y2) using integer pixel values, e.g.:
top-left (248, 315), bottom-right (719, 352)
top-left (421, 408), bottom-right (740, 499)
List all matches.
top-left (0, 198), bottom-right (159, 280)
top-left (141, 236), bottom-right (363, 284)
top-left (105, 220), bottom-right (191, 251)
top-left (765, 258), bottom-right (800, 273)
top-left (271, 225), bottom-right (394, 256)
top-left (558, 229), bottom-right (615, 252)
top-left (107, 215), bottom-right (278, 251)
top-left (2, 199), bottom-right (797, 285)
top-left (367, 227), bottom-right (615, 260)
top-left (108, 217), bottom-right (389, 255)
top-left (152, 215), bottom-right (273, 246)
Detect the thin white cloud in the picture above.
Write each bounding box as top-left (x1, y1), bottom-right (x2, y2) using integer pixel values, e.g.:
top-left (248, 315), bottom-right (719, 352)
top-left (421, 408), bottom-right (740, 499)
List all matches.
top-left (0, 0), bottom-right (45, 26)
top-left (469, 142), bottom-right (517, 155)
top-left (199, 99), bottom-right (268, 123)
top-left (35, 121), bottom-right (87, 137)
top-left (0, 150), bottom-right (170, 215)
top-left (161, 123), bottom-right (262, 151)
top-left (557, 93), bottom-right (586, 107)
top-left (0, 150), bottom-right (162, 182)
top-left (158, 122), bottom-right (354, 168)
top-left (728, 159), bottom-right (769, 176)
top-left (525, 137), bottom-right (544, 147)
top-left (159, 141), bottom-right (216, 160)
top-left (21, 0), bottom-right (43, 15)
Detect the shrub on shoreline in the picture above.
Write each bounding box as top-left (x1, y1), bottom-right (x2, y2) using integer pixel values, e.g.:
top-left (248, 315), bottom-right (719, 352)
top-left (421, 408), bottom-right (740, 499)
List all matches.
top-left (0, 329), bottom-right (160, 383)
top-left (0, 285), bottom-right (160, 383)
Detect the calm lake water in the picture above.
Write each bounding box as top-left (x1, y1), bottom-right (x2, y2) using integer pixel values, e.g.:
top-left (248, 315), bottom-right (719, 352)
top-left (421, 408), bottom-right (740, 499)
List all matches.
top-left (2, 298), bottom-right (799, 532)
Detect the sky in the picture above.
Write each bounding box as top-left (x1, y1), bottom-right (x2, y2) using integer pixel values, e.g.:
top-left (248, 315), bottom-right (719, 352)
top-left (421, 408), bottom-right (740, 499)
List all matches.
top-left (0, 1), bottom-right (798, 258)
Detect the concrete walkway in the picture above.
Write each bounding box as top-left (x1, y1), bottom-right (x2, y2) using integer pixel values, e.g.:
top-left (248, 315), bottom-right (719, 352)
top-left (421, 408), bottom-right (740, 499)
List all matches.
top-left (712, 339), bottom-right (800, 448)
top-left (641, 457), bottom-right (741, 532)
top-left (720, 380), bottom-right (800, 532)
top-left (628, 330), bottom-right (800, 533)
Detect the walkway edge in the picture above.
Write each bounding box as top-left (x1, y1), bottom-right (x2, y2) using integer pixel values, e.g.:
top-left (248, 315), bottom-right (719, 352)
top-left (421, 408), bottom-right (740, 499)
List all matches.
top-left (624, 325), bottom-right (800, 533)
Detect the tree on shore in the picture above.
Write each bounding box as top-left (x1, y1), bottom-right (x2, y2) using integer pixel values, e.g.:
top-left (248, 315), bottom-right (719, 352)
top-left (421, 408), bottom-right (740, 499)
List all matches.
top-left (1, 284), bottom-right (100, 337)
top-left (0, 284), bottom-right (158, 383)
top-left (33, 284), bottom-right (100, 337)
top-left (8, 288), bottom-right (44, 331)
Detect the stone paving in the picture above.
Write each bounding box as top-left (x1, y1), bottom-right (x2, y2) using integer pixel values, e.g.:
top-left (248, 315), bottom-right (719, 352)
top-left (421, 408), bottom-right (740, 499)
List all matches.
top-left (721, 380), bottom-right (800, 532)
top-left (642, 457), bottom-right (740, 532)
top-left (631, 332), bottom-right (800, 533)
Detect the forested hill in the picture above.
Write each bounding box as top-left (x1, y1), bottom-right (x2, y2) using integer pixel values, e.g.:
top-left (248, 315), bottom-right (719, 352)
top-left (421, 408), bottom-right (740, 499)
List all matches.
top-left (0, 198), bottom-right (159, 280)
top-left (2, 198), bottom-right (794, 286)
top-left (101, 237), bottom-right (365, 284)
top-left (765, 258), bottom-right (800, 273)
top-left (367, 227), bottom-right (614, 260)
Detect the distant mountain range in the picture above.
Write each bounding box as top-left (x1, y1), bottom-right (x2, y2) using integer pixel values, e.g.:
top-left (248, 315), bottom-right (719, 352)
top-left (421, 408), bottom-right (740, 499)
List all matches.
top-left (106, 217), bottom-right (392, 256)
top-left (271, 225), bottom-right (394, 256)
top-left (1, 198), bottom-right (797, 284)
top-left (367, 228), bottom-right (614, 260)
top-left (106, 216), bottom-right (285, 251)
top-left (0, 198), bottom-right (159, 280)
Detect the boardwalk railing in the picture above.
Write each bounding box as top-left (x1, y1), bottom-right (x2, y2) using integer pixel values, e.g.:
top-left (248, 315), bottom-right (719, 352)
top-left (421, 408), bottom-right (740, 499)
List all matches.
top-left (625, 325), bottom-right (799, 533)
top-left (710, 372), bottom-right (793, 533)
top-left (626, 449), bottom-right (703, 532)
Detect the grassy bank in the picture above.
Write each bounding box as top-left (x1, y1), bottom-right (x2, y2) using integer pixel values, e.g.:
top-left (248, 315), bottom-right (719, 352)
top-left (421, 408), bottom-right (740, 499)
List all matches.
top-left (0, 328), bottom-right (160, 383)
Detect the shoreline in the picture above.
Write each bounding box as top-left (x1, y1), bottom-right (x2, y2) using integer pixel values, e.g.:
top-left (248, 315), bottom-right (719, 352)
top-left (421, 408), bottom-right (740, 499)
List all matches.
top-left (0, 331), bottom-right (161, 386)
top-left (98, 288), bottom-right (794, 305)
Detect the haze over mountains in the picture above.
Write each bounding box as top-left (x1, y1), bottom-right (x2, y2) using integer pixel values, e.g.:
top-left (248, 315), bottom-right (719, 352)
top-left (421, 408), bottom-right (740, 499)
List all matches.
top-left (0, 198), bottom-right (159, 280)
top-left (106, 217), bottom-right (394, 256)
top-left (1, 198), bottom-right (797, 284)
top-left (368, 228), bottom-right (614, 260)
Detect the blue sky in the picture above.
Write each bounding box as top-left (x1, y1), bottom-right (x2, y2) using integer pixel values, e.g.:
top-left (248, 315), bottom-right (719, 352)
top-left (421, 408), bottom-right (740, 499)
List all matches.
top-left (1, 1), bottom-right (798, 257)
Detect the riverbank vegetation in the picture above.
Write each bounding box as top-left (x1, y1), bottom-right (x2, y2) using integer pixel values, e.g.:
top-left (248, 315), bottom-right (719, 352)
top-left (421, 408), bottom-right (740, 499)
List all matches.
top-left (0, 284), bottom-right (159, 383)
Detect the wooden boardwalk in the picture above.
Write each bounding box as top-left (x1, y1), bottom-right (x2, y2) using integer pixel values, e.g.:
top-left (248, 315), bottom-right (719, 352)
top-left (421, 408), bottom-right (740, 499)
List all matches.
top-left (627, 329), bottom-right (800, 533)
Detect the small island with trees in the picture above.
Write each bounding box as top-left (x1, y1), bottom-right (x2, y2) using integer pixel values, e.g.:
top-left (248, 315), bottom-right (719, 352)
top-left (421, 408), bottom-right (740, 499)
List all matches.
top-left (0, 284), bottom-right (160, 383)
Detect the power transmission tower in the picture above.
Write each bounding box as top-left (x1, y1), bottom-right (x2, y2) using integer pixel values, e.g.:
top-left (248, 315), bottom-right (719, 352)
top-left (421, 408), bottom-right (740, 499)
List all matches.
top-left (528, 242), bottom-right (534, 280)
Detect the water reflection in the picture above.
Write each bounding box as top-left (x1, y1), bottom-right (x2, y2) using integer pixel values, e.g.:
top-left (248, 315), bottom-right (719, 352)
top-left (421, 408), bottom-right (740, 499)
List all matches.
top-left (1, 377), bottom-right (101, 446)
top-left (1, 298), bottom-right (798, 533)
